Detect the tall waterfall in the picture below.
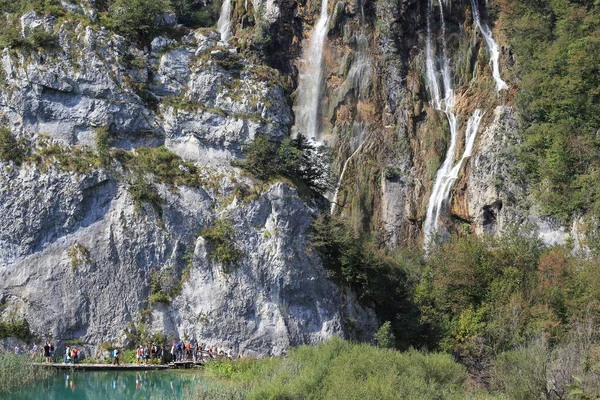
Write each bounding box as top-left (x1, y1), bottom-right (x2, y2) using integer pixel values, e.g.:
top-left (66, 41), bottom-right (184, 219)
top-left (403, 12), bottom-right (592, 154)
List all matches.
top-left (423, 0), bottom-right (485, 245)
top-left (218, 0), bottom-right (233, 42)
top-left (470, 0), bottom-right (508, 91)
top-left (293, 0), bottom-right (330, 142)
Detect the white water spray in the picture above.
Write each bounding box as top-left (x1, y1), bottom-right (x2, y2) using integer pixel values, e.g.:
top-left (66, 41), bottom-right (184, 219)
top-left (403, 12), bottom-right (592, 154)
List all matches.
top-left (424, 110), bottom-right (484, 244)
top-left (423, 0), bottom-right (486, 245)
top-left (218, 0), bottom-right (233, 42)
top-left (470, 0), bottom-right (508, 91)
top-left (293, 0), bottom-right (330, 142)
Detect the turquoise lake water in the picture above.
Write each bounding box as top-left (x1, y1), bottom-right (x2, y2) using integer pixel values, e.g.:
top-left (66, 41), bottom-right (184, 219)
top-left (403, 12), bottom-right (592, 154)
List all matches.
top-left (4, 370), bottom-right (207, 399)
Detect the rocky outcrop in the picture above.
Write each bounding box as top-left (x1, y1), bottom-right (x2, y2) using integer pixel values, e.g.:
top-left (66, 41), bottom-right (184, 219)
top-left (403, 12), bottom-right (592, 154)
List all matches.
top-left (0, 10), bottom-right (374, 355)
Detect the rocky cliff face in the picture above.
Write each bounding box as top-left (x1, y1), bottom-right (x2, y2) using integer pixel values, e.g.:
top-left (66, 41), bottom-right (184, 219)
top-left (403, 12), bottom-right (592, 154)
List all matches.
top-left (0, 0), bottom-right (580, 354)
top-left (0, 4), bottom-right (376, 355)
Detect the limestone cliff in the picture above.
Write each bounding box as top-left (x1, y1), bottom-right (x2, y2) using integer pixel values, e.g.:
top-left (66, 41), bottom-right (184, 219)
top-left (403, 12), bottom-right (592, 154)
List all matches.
top-left (0, 0), bottom-right (584, 355)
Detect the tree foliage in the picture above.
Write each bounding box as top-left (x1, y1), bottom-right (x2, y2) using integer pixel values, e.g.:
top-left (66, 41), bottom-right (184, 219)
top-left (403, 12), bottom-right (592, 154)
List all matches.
top-left (505, 0), bottom-right (600, 222)
top-left (241, 134), bottom-right (334, 195)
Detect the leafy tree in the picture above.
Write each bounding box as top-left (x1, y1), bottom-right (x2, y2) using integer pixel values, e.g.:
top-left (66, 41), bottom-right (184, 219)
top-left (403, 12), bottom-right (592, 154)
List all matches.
top-left (374, 321), bottom-right (395, 348)
top-left (100, 0), bottom-right (171, 42)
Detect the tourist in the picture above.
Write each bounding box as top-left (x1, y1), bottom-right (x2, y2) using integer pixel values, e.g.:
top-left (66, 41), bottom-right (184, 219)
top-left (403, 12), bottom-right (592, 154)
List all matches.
top-left (144, 346), bottom-right (149, 365)
top-left (14, 343), bottom-right (21, 355)
top-left (227, 347), bottom-right (234, 360)
top-left (112, 348), bottom-right (120, 365)
top-left (239, 350), bottom-right (244, 359)
top-left (185, 341), bottom-right (191, 361)
top-left (198, 343), bottom-right (205, 361)
top-left (192, 338), bottom-right (198, 362)
top-left (208, 345), bottom-right (214, 359)
top-left (44, 341), bottom-right (51, 363)
top-left (31, 343), bottom-right (39, 360)
top-left (217, 344), bottom-right (224, 359)
top-left (49, 342), bottom-right (55, 361)
top-left (136, 345), bottom-right (142, 365)
top-left (72, 347), bottom-right (79, 364)
top-left (64, 345), bottom-right (72, 364)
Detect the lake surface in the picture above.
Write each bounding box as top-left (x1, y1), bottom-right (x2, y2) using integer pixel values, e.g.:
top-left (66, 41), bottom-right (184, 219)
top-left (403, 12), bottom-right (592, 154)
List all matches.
top-left (5, 370), bottom-right (208, 399)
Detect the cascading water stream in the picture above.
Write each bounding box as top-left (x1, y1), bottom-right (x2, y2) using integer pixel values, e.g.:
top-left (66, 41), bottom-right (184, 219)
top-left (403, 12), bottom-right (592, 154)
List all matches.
top-left (470, 0), bottom-right (508, 91)
top-left (424, 0), bottom-right (459, 244)
top-left (218, 0), bottom-right (232, 42)
top-left (331, 127), bottom-right (371, 214)
top-left (425, 110), bottom-right (484, 241)
top-left (423, 0), bottom-right (486, 246)
top-left (293, 0), bottom-right (330, 142)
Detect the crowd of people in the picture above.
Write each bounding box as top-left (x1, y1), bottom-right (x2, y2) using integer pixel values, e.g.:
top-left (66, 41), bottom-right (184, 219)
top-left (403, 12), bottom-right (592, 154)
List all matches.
top-left (132, 339), bottom-right (238, 365)
top-left (11, 339), bottom-right (259, 365)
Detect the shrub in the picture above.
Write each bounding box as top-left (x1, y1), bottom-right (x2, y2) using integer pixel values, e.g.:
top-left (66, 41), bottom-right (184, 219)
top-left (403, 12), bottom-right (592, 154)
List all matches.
top-left (28, 30), bottom-right (56, 48)
top-left (241, 134), bottom-right (334, 195)
top-left (374, 321), bottom-right (395, 348)
top-left (0, 128), bottom-right (25, 164)
top-left (201, 218), bottom-right (243, 268)
top-left (100, 0), bottom-right (171, 43)
top-left (0, 318), bottom-right (31, 342)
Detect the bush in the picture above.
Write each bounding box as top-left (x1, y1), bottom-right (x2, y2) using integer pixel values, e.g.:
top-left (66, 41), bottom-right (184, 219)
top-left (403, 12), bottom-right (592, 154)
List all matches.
top-left (170, 0), bottom-right (221, 28)
top-left (374, 321), bottom-right (395, 348)
top-left (201, 218), bottom-right (243, 268)
top-left (241, 134), bottom-right (334, 195)
top-left (223, 338), bottom-right (468, 400)
top-left (0, 128), bottom-right (25, 164)
top-left (28, 30), bottom-right (56, 48)
top-left (0, 318), bottom-right (31, 342)
top-left (100, 0), bottom-right (171, 43)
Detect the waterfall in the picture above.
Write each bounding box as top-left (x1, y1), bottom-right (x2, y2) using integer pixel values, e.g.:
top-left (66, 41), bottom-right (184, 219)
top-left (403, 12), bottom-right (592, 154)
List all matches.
top-left (293, 0), bottom-right (330, 142)
top-left (424, 0), bottom-right (459, 244)
top-left (331, 127), bottom-right (370, 214)
top-left (424, 110), bottom-right (484, 244)
top-left (470, 0), bottom-right (509, 91)
top-left (218, 0), bottom-right (233, 42)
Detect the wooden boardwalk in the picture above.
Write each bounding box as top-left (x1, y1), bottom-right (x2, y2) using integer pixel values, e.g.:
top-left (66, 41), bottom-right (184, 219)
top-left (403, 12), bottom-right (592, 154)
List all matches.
top-left (34, 363), bottom-right (171, 371)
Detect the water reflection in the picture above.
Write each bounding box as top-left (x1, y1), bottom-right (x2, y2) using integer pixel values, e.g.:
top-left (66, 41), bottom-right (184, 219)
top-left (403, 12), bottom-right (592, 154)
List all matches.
top-left (6, 370), bottom-right (206, 399)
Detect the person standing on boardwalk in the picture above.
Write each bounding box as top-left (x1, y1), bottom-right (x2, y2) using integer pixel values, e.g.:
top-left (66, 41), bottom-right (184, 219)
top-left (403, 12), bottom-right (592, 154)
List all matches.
top-left (72, 347), bottom-right (79, 364)
top-left (112, 348), bottom-right (120, 365)
top-left (136, 345), bottom-right (142, 365)
top-left (43, 341), bottom-right (51, 363)
top-left (64, 345), bottom-right (72, 364)
top-left (31, 343), bottom-right (39, 360)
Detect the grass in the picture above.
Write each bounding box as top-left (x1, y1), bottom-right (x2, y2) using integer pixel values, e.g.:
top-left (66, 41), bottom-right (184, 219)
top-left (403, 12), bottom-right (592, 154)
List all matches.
top-left (0, 353), bottom-right (52, 393)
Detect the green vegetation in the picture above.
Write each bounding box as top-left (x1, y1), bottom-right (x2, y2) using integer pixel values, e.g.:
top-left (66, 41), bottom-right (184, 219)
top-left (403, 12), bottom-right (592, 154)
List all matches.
top-left (204, 338), bottom-right (467, 399)
top-left (201, 218), bottom-right (243, 269)
top-left (0, 318), bottom-right (31, 342)
top-left (99, 0), bottom-right (171, 43)
top-left (310, 213), bottom-right (600, 396)
top-left (505, 0), bottom-right (600, 223)
top-left (0, 353), bottom-right (52, 393)
top-left (241, 134), bottom-right (334, 195)
top-left (0, 128), bottom-right (26, 164)
top-left (67, 242), bottom-right (90, 273)
top-left (310, 214), bottom-right (425, 348)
